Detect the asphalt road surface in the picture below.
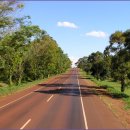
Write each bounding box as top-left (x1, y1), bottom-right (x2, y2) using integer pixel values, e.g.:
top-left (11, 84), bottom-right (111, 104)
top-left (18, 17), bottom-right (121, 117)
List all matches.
top-left (0, 68), bottom-right (125, 129)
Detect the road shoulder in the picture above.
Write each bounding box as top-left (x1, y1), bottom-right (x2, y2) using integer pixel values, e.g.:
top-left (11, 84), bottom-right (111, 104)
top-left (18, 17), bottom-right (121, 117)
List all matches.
top-left (79, 72), bottom-right (129, 128)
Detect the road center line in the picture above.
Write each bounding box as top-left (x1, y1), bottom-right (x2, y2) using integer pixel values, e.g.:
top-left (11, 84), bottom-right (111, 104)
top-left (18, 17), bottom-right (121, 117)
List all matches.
top-left (20, 118), bottom-right (31, 130)
top-left (47, 95), bottom-right (54, 102)
top-left (77, 70), bottom-right (88, 130)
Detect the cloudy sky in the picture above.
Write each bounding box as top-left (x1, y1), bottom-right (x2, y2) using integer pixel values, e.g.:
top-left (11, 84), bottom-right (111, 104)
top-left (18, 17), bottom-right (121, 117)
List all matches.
top-left (22, 1), bottom-right (130, 66)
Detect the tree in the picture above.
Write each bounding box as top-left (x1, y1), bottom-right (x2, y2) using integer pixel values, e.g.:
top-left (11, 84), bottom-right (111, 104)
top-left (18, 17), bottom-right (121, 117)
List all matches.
top-left (88, 51), bottom-right (107, 80)
top-left (105, 31), bottom-right (130, 92)
top-left (0, 20), bottom-right (43, 85)
top-left (76, 57), bottom-right (90, 72)
top-left (0, 2), bottom-right (71, 86)
top-left (0, 1), bottom-right (24, 38)
top-left (23, 34), bottom-right (71, 81)
top-left (77, 52), bottom-right (109, 80)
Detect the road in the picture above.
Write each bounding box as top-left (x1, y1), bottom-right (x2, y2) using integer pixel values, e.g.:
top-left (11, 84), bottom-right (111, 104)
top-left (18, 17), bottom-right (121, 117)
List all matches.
top-left (0, 68), bottom-right (124, 129)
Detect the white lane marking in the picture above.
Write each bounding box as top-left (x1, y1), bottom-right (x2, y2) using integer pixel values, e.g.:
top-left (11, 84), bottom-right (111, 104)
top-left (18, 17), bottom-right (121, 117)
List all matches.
top-left (34, 87), bottom-right (42, 91)
top-left (20, 118), bottom-right (31, 129)
top-left (0, 92), bottom-right (33, 109)
top-left (0, 74), bottom-right (69, 109)
top-left (47, 95), bottom-right (54, 102)
top-left (0, 86), bottom-right (44, 109)
top-left (0, 77), bottom-right (61, 109)
top-left (77, 70), bottom-right (88, 129)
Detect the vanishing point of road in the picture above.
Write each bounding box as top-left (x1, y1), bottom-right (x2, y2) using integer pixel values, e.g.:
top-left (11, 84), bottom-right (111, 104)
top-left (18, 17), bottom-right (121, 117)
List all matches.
top-left (0, 68), bottom-right (124, 129)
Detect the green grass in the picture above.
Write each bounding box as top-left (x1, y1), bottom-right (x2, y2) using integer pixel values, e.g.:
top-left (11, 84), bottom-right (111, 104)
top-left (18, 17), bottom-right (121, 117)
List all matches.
top-left (0, 79), bottom-right (47, 97)
top-left (80, 70), bottom-right (130, 110)
top-left (0, 72), bottom-right (62, 97)
top-left (0, 69), bottom-right (70, 97)
top-left (0, 69), bottom-right (71, 97)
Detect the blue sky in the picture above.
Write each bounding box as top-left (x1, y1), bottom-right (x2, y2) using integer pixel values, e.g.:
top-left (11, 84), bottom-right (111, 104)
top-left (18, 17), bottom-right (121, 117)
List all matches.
top-left (21, 1), bottom-right (130, 66)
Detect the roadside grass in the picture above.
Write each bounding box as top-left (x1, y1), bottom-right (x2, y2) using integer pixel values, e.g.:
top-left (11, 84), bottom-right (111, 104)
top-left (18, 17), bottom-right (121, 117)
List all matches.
top-left (0, 78), bottom-right (48, 97)
top-left (80, 70), bottom-right (130, 110)
top-left (0, 69), bottom-right (71, 97)
top-left (0, 69), bottom-right (69, 97)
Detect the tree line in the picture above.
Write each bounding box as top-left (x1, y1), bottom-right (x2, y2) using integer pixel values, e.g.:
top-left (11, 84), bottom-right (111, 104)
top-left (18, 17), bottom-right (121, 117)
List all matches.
top-left (0, 1), bottom-right (71, 86)
top-left (77, 30), bottom-right (130, 92)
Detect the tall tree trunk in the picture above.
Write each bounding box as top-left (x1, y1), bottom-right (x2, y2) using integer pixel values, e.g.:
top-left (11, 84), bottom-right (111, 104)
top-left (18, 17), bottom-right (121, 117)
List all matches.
top-left (17, 64), bottom-right (23, 85)
top-left (18, 74), bottom-right (22, 85)
top-left (121, 78), bottom-right (125, 92)
top-left (9, 74), bottom-right (13, 86)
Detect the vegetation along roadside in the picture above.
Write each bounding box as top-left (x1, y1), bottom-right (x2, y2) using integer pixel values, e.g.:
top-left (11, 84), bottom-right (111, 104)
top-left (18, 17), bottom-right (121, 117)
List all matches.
top-left (80, 70), bottom-right (130, 110)
top-left (0, 1), bottom-right (72, 97)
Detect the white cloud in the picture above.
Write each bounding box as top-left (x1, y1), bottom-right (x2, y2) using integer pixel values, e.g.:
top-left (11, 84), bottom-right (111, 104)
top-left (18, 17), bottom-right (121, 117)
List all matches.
top-left (57, 21), bottom-right (78, 29)
top-left (85, 31), bottom-right (107, 38)
top-left (69, 56), bottom-right (78, 67)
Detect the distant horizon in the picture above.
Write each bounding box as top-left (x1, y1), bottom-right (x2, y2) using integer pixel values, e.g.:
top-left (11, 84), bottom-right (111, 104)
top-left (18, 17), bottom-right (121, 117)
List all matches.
top-left (22, 1), bottom-right (130, 66)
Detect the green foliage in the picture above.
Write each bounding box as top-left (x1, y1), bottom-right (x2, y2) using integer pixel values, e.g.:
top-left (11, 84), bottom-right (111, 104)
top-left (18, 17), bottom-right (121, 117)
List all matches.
top-left (80, 70), bottom-right (130, 109)
top-left (73, 25), bottom-right (130, 108)
top-left (0, 2), bottom-right (71, 87)
top-left (0, 1), bottom-right (24, 38)
top-left (77, 51), bottom-right (110, 80)
top-left (106, 30), bottom-right (130, 92)
top-left (78, 29), bottom-right (130, 93)
top-left (0, 77), bottom-right (51, 97)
